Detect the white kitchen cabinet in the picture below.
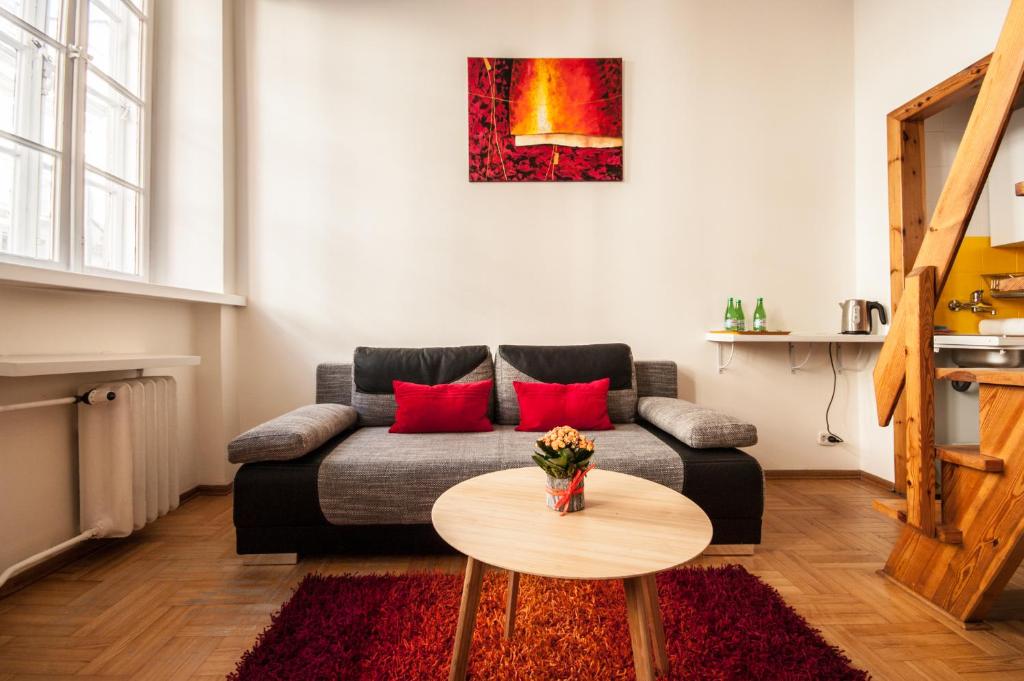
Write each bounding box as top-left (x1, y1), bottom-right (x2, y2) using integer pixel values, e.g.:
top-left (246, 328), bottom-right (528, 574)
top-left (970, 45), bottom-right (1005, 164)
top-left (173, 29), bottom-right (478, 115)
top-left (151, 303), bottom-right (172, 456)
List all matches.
top-left (989, 108), bottom-right (1024, 247)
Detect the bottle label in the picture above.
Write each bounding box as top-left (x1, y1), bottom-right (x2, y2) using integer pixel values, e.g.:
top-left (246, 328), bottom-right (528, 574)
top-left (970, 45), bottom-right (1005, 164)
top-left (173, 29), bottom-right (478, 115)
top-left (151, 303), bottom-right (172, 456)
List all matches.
top-left (754, 318), bottom-right (766, 332)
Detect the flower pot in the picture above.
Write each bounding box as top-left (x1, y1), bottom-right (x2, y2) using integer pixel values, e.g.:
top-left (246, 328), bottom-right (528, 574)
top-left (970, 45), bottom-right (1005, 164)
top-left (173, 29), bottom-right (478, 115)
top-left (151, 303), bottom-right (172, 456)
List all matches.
top-left (545, 474), bottom-right (585, 513)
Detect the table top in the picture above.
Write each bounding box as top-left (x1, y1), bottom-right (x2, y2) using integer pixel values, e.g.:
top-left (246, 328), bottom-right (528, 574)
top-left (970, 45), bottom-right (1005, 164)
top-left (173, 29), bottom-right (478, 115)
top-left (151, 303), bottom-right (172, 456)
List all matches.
top-left (431, 467), bottom-right (713, 580)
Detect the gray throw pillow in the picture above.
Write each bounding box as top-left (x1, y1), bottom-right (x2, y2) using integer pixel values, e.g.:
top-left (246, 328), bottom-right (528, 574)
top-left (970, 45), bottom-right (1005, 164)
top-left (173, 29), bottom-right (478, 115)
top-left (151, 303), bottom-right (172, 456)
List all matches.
top-left (228, 404), bottom-right (357, 464)
top-left (638, 396), bottom-right (757, 449)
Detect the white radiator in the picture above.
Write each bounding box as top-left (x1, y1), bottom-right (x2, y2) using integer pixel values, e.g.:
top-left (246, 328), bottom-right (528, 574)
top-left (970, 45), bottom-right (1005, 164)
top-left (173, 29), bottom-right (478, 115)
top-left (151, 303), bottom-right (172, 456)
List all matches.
top-left (77, 376), bottom-right (179, 537)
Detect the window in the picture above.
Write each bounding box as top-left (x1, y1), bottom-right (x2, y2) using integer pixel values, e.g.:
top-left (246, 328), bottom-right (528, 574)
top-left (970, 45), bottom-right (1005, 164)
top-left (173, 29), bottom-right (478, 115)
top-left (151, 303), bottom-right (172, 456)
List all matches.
top-left (0, 0), bottom-right (148, 277)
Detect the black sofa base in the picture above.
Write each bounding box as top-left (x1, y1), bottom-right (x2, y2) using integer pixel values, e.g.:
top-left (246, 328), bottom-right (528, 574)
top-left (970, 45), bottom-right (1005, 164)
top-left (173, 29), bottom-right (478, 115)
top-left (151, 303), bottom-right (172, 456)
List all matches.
top-left (233, 420), bottom-right (764, 557)
top-left (235, 516), bottom-right (762, 557)
top-left (236, 524), bottom-right (455, 556)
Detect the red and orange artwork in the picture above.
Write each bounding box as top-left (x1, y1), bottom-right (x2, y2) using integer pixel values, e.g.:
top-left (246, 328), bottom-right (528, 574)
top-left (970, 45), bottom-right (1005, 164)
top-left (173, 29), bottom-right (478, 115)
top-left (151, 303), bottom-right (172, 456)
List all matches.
top-left (468, 58), bottom-right (622, 182)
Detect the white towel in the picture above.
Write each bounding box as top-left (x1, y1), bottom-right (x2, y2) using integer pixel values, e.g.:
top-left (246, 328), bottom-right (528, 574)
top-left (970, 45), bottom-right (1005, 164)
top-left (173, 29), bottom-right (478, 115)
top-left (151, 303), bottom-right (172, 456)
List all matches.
top-left (978, 318), bottom-right (1024, 335)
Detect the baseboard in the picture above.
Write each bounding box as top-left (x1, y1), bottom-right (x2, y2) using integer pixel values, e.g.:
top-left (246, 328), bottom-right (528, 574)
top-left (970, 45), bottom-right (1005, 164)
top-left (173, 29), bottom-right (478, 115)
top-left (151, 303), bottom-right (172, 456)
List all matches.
top-left (764, 469), bottom-right (896, 491)
top-left (1, 484), bottom-right (234, 601)
top-left (178, 481), bottom-right (233, 504)
top-left (858, 470), bottom-right (897, 491)
top-left (765, 469), bottom-right (861, 479)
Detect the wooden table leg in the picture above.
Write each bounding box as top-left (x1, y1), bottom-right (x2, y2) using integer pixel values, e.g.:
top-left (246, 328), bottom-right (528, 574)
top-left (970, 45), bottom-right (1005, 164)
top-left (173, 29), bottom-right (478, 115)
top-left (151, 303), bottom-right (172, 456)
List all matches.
top-left (623, 576), bottom-right (656, 681)
top-left (449, 556), bottom-right (485, 681)
top-left (641, 573), bottom-right (669, 676)
top-left (504, 570), bottom-right (520, 640)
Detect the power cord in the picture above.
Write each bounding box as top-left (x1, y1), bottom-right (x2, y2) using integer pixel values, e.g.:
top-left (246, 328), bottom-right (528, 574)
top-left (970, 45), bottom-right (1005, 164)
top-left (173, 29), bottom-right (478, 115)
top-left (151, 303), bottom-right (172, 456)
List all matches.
top-left (825, 342), bottom-right (844, 444)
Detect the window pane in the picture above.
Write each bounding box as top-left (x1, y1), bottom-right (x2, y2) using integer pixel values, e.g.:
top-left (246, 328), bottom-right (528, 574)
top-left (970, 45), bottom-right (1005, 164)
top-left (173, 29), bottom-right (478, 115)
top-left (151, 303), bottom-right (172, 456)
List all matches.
top-left (84, 169), bottom-right (137, 273)
top-left (87, 0), bottom-right (141, 96)
top-left (85, 68), bottom-right (140, 184)
top-left (0, 0), bottom-right (61, 41)
top-left (0, 16), bottom-right (59, 148)
top-left (0, 136), bottom-right (56, 260)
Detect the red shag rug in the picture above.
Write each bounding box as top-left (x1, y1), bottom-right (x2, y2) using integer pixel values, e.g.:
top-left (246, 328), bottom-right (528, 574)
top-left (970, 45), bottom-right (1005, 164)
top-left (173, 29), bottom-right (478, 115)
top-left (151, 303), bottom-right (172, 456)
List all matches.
top-left (230, 565), bottom-right (868, 680)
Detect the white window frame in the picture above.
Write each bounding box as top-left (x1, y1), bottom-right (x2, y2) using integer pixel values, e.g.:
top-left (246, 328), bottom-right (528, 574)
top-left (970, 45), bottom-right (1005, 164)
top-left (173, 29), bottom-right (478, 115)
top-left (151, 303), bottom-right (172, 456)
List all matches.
top-left (0, 0), bottom-right (151, 281)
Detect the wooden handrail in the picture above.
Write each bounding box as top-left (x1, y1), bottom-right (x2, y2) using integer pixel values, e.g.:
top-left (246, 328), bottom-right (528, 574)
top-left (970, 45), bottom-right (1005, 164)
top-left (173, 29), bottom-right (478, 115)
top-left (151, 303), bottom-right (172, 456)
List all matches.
top-left (874, 0), bottom-right (1024, 426)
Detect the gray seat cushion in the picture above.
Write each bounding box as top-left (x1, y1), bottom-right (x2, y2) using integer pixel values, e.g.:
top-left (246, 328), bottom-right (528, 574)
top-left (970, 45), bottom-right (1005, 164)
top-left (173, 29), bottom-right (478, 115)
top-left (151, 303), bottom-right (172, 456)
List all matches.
top-left (638, 396), bottom-right (757, 449)
top-left (228, 404), bottom-right (357, 464)
top-left (316, 424), bottom-right (684, 525)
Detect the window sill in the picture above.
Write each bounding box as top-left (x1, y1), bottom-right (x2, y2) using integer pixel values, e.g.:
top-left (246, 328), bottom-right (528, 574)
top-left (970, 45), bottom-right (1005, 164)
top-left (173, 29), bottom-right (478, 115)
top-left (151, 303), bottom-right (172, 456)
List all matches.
top-left (0, 262), bottom-right (246, 306)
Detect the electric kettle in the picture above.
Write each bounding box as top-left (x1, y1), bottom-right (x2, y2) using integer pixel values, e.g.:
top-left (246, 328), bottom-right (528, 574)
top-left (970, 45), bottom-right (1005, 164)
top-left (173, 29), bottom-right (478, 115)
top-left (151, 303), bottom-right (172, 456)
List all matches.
top-left (839, 299), bottom-right (887, 334)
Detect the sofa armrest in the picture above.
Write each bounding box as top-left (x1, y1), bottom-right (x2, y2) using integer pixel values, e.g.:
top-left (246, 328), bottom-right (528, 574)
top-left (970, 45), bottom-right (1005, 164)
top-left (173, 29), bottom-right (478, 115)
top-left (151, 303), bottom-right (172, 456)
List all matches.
top-left (228, 404), bottom-right (358, 464)
top-left (638, 396), bottom-right (757, 449)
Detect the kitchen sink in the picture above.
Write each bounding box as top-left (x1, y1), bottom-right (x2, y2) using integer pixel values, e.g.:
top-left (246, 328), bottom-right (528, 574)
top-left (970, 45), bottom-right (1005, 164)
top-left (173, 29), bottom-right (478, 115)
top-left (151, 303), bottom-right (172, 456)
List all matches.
top-left (951, 348), bottom-right (1024, 368)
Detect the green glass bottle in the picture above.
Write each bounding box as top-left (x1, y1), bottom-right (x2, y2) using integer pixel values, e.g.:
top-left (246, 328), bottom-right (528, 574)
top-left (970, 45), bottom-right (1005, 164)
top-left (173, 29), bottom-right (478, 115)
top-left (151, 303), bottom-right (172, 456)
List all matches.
top-left (724, 297), bottom-right (735, 331)
top-left (753, 297), bottom-right (767, 332)
top-left (734, 299), bottom-right (746, 332)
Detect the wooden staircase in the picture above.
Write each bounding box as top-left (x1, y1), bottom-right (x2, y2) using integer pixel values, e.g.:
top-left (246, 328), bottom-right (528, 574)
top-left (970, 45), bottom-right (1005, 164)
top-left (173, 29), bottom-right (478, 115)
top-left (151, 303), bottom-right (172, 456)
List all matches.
top-left (874, 363), bottom-right (1024, 622)
top-left (872, 0), bottom-right (1024, 625)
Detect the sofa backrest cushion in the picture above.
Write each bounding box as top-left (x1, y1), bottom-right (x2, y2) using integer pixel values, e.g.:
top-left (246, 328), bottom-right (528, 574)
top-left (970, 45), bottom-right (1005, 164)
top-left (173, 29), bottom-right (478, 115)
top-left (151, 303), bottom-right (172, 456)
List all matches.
top-left (317, 363), bottom-right (353, 405)
top-left (351, 346), bottom-right (493, 426)
top-left (494, 343), bottom-right (637, 425)
top-left (635, 360), bottom-right (677, 398)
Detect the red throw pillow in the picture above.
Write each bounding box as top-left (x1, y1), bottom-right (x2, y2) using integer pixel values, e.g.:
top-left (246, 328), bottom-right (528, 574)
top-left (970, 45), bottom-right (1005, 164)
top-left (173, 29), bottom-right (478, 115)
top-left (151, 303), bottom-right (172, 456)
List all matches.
top-left (389, 379), bottom-right (493, 433)
top-left (513, 378), bottom-right (614, 432)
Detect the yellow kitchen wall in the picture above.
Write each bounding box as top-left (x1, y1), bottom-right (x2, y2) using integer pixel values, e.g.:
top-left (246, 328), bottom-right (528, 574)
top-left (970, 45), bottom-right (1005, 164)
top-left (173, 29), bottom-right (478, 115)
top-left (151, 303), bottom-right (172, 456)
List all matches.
top-left (934, 236), bottom-right (1024, 333)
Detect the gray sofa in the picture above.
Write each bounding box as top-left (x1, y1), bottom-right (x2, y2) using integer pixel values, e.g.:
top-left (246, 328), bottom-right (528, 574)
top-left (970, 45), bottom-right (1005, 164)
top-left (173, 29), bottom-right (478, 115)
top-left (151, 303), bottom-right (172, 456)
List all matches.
top-left (230, 344), bottom-right (764, 557)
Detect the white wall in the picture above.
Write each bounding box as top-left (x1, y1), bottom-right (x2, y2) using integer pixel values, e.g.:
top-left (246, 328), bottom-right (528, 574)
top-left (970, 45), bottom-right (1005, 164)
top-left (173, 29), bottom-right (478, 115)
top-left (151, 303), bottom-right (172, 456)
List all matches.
top-left (853, 0), bottom-right (1011, 480)
top-left (0, 287), bottom-right (201, 569)
top-left (925, 102), bottom-right (992, 237)
top-left (236, 0), bottom-right (859, 470)
top-left (0, 0), bottom-right (240, 572)
top-left (150, 0), bottom-right (233, 293)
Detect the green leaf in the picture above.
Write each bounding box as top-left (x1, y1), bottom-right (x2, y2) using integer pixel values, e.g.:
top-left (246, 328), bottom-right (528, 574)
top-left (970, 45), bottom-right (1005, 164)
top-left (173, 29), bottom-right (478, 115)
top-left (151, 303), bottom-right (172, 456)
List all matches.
top-left (532, 453), bottom-right (565, 477)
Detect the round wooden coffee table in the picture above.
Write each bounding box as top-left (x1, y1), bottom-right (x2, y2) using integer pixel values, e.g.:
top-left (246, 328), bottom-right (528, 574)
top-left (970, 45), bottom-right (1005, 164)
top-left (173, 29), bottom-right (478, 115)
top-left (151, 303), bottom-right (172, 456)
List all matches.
top-left (431, 467), bottom-right (713, 681)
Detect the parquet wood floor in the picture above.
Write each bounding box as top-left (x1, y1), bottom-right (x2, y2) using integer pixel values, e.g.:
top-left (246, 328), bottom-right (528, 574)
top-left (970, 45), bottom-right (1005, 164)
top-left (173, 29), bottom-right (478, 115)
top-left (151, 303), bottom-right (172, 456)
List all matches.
top-left (1, 478), bottom-right (1023, 679)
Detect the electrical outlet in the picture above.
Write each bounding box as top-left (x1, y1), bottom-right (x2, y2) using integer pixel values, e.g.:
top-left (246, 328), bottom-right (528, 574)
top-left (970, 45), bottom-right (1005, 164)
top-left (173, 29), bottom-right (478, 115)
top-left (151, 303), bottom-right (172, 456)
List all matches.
top-left (817, 431), bottom-right (839, 446)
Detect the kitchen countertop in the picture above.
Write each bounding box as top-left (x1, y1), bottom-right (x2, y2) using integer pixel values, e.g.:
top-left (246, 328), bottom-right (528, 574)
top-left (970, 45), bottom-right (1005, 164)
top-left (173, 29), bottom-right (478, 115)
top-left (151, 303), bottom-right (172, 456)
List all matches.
top-left (934, 335), bottom-right (1024, 349)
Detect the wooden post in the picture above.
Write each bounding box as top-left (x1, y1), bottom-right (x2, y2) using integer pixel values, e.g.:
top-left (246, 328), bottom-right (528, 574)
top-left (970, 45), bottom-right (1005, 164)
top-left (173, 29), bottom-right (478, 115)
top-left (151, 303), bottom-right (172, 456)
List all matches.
top-left (887, 116), bottom-right (927, 494)
top-left (904, 267), bottom-right (936, 537)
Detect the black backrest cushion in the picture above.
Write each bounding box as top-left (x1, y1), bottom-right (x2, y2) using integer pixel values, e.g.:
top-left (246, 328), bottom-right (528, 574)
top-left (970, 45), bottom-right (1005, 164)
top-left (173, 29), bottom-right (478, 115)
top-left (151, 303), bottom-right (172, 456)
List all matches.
top-left (497, 343), bottom-right (633, 390)
top-left (353, 345), bottom-right (491, 393)
top-left (351, 346), bottom-right (494, 426)
top-left (494, 343), bottom-right (637, 424)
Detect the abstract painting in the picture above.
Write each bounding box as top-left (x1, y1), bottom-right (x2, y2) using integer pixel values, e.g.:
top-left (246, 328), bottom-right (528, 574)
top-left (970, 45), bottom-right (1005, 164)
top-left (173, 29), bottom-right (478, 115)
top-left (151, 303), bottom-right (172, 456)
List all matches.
top-left (468, 58), bottom-right (623, 182)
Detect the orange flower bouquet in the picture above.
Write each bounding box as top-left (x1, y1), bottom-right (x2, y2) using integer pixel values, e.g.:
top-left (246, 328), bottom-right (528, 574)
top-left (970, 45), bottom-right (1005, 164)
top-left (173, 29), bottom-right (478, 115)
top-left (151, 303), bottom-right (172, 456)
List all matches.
top-left (531, 426), bottom-right (595, 514)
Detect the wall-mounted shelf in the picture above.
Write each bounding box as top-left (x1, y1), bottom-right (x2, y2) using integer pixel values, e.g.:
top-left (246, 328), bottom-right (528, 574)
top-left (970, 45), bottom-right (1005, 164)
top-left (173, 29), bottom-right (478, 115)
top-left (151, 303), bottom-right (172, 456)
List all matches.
top-left (0, 354), bottom-right (201, 377)
top-left (705, 332), bottom-right (886, 373)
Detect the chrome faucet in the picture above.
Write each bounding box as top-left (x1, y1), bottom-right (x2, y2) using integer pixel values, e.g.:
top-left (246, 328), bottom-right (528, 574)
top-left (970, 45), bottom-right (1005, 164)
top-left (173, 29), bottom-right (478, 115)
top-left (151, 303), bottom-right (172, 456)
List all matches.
top-left (948, 290), bottom-right (997, 315)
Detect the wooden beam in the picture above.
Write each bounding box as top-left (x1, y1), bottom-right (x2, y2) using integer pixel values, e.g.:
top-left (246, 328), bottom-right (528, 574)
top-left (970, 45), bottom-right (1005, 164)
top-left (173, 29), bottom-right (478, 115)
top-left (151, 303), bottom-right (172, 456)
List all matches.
top-left (875, 0), bottom-right (1024, 425)
top-left (872, 497), bottom-right (942, 522)
top-left (887, 116), bottom-right (927, 494)
top-left (889, 55), bottom-right (990, 122)
top-left (904, 267), bottom-right (937, 537)
top-left (937, 444), bottom-right (1005, 472)
top-left (936, 367), bottom-right (1024, 387)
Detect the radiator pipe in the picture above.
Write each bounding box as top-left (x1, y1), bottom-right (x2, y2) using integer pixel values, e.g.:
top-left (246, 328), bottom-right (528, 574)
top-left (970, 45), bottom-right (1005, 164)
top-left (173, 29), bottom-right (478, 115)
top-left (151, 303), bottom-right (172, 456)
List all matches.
top-left (0, 389), bottom-right (115, 414)
top-left (0, 527), bottom-right (100, 591)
